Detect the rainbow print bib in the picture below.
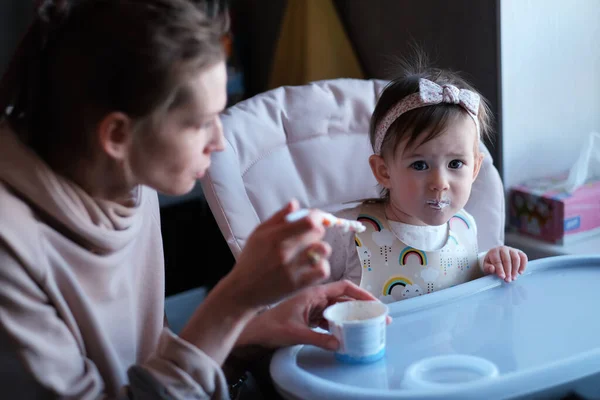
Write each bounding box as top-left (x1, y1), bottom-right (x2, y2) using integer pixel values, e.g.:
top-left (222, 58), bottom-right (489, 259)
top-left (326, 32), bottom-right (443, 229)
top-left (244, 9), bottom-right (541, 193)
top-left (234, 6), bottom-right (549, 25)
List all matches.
top-left (355, 202), bottom-right (481, 304)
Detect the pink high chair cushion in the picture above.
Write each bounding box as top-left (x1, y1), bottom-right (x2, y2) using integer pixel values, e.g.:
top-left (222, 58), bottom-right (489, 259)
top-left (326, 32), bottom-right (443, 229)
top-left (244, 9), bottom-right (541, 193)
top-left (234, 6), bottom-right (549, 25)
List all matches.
top-left (200, 78), bottom-right (505, 259)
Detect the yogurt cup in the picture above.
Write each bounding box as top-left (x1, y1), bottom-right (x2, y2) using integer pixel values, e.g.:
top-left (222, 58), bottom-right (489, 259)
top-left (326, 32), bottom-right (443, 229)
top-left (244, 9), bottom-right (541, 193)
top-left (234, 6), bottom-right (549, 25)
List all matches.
top-left (323, 300), bottom-right (389, 364)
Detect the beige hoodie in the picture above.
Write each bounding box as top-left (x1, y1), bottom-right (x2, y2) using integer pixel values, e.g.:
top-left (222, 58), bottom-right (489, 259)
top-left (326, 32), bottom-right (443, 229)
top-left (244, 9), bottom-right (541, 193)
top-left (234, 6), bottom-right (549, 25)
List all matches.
top-left (0, 121), bottom-right (228, 399)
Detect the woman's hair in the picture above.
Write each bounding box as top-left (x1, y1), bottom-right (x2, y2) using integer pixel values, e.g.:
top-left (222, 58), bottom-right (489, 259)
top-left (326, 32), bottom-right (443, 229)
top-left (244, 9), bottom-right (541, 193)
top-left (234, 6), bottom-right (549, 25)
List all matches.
top-left (369, 53), bottom-right (493, 159)
top-left (0, 0), bottom-right (227, 160)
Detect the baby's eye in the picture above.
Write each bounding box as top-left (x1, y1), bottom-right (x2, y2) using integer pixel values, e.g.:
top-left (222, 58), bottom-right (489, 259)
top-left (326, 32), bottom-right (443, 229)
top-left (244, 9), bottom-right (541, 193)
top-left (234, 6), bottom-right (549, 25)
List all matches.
top-left (410, 161), bottom-right (428, 171)
top-left (449, 160), bottom-right (464, 169)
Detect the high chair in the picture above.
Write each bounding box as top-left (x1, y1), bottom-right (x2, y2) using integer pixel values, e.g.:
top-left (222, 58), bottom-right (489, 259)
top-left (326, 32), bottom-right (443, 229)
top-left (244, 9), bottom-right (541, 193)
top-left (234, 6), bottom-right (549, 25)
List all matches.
top-left (199, 80), bottom-right (600, 400)
top-left (200, 78), bottom-right (506, 258)
top-left (197, 79), bottom-right (600, 400)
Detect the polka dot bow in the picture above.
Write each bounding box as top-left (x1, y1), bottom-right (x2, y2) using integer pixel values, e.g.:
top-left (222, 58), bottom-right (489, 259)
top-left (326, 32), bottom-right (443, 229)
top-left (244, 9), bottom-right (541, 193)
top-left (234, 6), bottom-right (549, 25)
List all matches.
top-left (374, 78), bottom-right (481, 154)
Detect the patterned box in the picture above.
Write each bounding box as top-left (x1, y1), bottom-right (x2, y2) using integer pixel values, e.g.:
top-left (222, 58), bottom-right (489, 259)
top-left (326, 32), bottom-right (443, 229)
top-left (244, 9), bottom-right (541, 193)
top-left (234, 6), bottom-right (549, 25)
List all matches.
top-left (508, 174), bottom-right (600, 244)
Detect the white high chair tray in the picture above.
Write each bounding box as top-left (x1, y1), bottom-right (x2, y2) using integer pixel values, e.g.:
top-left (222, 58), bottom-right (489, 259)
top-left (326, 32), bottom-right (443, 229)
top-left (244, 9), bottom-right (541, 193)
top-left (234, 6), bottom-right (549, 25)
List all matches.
top-left (270, 255), bottom-right (600, 399)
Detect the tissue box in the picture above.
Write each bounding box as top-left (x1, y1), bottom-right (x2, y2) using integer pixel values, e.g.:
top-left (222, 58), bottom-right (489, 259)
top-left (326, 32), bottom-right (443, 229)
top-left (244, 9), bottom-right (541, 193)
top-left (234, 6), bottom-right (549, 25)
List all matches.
top-left (508, 174), bottom-right (600, 244)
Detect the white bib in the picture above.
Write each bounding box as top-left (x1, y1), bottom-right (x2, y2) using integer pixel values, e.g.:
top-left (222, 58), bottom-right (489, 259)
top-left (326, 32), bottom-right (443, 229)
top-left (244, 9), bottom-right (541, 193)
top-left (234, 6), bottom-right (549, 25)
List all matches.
top-left (355, 202), bottom-right (481, 304)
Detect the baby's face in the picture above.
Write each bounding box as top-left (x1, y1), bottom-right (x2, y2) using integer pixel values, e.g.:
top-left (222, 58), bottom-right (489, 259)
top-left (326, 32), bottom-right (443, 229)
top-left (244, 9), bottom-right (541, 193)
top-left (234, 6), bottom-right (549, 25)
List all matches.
top-left (382, 113), bottom-right (482, 226)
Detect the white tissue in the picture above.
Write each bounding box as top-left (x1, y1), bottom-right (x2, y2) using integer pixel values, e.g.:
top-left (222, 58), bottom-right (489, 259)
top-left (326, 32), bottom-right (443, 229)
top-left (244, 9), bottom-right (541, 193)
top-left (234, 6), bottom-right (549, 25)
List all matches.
top-left (551, 132), bottom-right (600, 193)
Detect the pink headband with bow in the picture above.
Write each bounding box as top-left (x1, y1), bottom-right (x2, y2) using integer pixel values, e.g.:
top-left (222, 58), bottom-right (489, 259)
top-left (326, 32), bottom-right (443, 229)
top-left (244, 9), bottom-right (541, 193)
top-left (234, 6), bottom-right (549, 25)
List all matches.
top-left (373, 78), bottom-right (481, 154)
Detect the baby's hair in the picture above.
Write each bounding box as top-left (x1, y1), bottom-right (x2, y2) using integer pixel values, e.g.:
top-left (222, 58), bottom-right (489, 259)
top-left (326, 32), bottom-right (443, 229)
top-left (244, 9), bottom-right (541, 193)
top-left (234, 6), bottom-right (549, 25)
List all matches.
top-left (0, 0), bottom-right (227, 162)
top-left (365, 49), bottom-right (493, 202)
top-left (369, 50), bottom-right (493, 159)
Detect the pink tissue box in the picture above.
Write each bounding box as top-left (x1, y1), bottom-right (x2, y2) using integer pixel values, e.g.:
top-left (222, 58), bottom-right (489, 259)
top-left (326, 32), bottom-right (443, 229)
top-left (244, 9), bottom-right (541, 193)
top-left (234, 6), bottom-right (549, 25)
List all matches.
top-left (508, 174), bottom-right (600, 244)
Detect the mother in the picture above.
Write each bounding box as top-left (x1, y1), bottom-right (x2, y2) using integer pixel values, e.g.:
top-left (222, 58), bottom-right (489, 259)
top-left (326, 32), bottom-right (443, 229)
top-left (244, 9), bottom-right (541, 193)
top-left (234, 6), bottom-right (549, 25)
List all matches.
top-left (0, 0), bottom-right (376, 398)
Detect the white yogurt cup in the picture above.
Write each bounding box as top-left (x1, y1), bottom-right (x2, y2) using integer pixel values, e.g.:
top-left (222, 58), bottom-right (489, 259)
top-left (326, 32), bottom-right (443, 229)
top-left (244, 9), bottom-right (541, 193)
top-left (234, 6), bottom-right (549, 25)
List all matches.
top-left (323, 300), bottom-right (389, 364)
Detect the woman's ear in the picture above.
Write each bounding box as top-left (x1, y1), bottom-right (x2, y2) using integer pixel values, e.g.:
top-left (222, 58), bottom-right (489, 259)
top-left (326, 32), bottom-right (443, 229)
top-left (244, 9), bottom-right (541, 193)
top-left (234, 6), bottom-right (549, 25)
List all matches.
top-left (472, 152), bottom-right (484, 182)
top-left (369, 154), bottom-right (392, 189)
top-left (97, 112), bottom-right (133, 161)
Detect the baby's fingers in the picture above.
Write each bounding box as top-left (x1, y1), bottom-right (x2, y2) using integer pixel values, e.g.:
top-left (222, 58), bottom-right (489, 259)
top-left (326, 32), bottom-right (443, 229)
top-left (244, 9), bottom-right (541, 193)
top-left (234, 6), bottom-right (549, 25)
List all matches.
top-left (518, 251), bottom-right (528, 274)
top-left (488, 261), bottom-right (506, 279)
top-left (500, 248), bottom-right (513, 282)
top-left (509, 250), bottom-right (521, 280)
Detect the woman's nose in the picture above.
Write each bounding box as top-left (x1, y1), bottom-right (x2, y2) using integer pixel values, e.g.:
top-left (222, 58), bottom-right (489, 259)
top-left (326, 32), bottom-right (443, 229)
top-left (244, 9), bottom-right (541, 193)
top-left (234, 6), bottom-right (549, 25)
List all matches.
top-left (208, 117), bottom-right (226, 153)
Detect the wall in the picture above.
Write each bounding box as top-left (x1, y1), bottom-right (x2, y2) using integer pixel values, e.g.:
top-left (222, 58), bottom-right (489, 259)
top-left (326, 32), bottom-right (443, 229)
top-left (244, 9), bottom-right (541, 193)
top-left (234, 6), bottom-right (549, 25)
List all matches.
top-left (500, 0), bottom-right (600, 190)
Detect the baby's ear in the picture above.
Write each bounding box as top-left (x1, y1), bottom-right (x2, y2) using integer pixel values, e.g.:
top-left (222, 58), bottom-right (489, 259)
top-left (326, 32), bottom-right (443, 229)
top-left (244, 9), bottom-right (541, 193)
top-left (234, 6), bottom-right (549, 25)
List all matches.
top-left (472, 152), bottom-right (484, 182)
top-left (369, 154), bottom-right (392, 188)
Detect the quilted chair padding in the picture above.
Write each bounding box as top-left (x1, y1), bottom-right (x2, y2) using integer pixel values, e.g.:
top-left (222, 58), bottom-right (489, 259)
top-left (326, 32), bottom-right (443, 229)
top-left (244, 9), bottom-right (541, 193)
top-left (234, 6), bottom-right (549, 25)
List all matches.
top-left (200, 78), bottom-right (505, 259)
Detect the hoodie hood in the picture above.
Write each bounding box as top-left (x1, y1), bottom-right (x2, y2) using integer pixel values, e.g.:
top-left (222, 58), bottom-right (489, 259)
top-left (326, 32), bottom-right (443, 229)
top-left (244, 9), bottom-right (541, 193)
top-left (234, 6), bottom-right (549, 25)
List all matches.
top-left (0, 120), bottom-right (144, 253)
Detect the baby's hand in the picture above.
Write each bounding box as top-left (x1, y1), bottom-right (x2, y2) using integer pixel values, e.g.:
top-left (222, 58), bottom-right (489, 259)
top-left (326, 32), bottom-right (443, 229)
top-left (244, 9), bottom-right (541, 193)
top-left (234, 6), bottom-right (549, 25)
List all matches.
top-left (483, 246), bottom-right (528, 283)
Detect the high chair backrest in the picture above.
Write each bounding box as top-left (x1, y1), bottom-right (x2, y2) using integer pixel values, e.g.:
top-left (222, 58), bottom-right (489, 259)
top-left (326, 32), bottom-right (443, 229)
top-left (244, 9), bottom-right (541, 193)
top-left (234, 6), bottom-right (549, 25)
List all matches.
top-left (200, 78), bottom-right (505, 259)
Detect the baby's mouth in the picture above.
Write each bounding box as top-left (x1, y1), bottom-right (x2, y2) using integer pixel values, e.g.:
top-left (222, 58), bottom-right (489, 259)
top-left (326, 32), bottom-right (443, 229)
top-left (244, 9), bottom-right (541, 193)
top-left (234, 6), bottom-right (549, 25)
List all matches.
top-left (426, 199), bottom-right (451, 210)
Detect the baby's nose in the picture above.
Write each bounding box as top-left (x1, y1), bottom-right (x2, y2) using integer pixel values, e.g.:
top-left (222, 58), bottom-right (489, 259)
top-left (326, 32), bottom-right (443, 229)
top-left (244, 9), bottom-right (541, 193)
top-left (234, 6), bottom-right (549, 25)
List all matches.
top-left (429, 170), bottom-right (449, 191)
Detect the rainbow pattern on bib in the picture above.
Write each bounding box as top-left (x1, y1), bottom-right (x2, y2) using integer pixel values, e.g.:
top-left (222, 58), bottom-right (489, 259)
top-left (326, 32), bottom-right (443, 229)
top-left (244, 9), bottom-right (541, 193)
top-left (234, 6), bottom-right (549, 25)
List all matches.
top-left (399, 247), bottom-right (428, 266)
top-left (383, 276), bottom-right (413, 296)
top-left (447, 234), bottom-right (459, 245)
top-left (357, 215), bottom-right (382, 232)
top-left (450, 214), bottom-right (470, 230)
